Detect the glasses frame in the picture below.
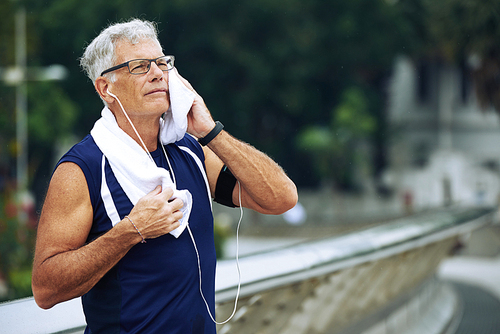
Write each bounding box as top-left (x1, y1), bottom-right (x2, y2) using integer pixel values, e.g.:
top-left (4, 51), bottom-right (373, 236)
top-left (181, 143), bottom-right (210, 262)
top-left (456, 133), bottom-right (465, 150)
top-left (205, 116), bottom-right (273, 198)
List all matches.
top-left (100, 55), bottom-right (175, 77)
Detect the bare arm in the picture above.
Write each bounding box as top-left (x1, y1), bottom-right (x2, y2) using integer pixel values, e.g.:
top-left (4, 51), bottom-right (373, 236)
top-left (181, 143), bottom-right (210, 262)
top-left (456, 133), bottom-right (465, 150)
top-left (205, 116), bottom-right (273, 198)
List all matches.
top-left (175, 69), bottom-right (297, 214)
top-left (32, 162), bottom-right (183, 309)
top-left (203, 132), bottom-right (298, 214)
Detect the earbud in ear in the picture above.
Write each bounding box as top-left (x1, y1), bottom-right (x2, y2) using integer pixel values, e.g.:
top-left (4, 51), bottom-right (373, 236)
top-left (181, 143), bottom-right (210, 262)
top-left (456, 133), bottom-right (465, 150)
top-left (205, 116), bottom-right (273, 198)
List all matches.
top-left (107, 90), bottom-right (116, 99)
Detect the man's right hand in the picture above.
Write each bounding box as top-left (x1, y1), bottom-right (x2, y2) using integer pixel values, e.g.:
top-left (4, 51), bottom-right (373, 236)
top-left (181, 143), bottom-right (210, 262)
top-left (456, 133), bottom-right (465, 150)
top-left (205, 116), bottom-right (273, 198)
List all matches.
top-left (32, 164), bottom-right (183, 309)
top-left (125, 185), bottom-right (184, 242)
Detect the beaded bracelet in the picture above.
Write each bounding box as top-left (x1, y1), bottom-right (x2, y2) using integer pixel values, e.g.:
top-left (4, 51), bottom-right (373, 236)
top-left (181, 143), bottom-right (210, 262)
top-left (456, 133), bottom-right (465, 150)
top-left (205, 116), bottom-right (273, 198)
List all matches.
top-left (125, 216), bottom-right (146, 243)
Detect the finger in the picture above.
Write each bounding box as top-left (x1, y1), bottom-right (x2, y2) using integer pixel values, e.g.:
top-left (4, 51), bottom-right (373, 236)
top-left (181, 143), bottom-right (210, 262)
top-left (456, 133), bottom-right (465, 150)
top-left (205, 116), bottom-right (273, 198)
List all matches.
top-left (168, 197), bottom-right (185, 210)
top-left (158, 186), bottom-right (175, 200)
top-left (171, 210), bottom-right (184, 221)
top-left (168, 221), bottom-right (181, 233)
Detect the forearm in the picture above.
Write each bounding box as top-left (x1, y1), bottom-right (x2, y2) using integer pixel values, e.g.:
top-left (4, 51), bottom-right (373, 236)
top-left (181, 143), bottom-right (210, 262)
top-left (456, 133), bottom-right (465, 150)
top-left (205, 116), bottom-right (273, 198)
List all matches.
top-left (177, 71), bottom-right (297, 213)
top-left (32, 220), bottom-right (140, 309)
top-left (207, 130), bottom-right (297, 214)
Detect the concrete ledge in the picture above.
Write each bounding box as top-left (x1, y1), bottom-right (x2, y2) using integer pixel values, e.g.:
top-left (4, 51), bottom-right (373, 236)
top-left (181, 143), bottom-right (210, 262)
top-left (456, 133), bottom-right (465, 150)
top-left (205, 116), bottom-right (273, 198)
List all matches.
top-left (0, 297), bottom-right (85, 334)
top-left (438, 255), bottom-right (500, 301)
top-left (0, 207), bottom-right (493, 334)
top-left (337, 279), bottom-right (462, 334)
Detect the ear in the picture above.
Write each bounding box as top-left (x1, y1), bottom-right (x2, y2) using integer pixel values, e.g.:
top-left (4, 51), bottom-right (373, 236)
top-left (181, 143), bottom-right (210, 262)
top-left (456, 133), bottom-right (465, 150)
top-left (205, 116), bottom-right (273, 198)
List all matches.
top-left (95, 76), bottom-right (115, 104)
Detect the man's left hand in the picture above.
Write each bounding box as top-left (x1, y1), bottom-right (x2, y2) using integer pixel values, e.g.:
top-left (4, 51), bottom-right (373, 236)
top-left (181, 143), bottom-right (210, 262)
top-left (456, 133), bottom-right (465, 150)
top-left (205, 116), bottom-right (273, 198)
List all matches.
top-left (173, 69), bottom-right (216, 139)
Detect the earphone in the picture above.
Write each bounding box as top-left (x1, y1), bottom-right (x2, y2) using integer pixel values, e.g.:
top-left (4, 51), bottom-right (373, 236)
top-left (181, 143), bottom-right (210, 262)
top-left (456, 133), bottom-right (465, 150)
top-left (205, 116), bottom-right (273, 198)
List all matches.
top-left (106, 88), bottom-right (115, 99)
top-left (107, 88), bottom-right (243, 325)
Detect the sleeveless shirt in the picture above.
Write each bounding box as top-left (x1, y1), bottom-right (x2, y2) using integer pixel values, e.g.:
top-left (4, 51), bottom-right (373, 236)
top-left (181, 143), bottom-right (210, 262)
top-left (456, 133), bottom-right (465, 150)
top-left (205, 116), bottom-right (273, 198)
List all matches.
top-left (57, 134), bottom-right (216, 334)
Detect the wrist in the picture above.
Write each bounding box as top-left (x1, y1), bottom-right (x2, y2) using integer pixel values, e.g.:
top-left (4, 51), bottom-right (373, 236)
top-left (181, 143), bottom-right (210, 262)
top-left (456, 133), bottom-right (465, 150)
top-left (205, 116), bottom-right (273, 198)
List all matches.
top-left (198, 121), bottom-right (224, 146)
top-left (116, 216), bottom-right (145, 246)
top-left (125, 216), bottom-right (146, 243)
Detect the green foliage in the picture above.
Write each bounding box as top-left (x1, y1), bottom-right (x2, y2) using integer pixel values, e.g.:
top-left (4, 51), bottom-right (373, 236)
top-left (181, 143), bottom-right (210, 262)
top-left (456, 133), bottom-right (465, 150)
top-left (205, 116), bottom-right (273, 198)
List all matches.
top-left (12, 0), bottom-right (416, 188)
top-left (297, 86), bottom-right (376, 189)
top-left (0, 188), bottom-right (36, 302)
top-left (421, 0), bottom-right (500, 59)
top-left (0, 1), bottom-right (16, 65)
top-left (27, 82), bottom-right (78, 146)
top-left (2, 0), bottom-right (496, 301)
top-left (213, 215), bottom-right (231, 260)
top-left (2, 0), bottom-right (492, 190)
top-left (416, 0), bottom-right (500, 110)
top-left (332, 88), bottom-right (376, 140)
top-left (8, 268), bottom-right (33, 298)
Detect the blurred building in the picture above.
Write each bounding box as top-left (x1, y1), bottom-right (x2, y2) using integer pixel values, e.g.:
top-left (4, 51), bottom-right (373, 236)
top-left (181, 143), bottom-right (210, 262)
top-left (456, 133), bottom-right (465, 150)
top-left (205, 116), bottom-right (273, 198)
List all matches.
top-left (383, 55), bottom-right (500, 210)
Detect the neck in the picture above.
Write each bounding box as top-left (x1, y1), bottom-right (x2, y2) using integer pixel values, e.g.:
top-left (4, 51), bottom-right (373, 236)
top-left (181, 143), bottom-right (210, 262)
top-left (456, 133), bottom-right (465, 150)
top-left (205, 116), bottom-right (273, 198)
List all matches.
top-left (110, 106), bottom-right (161, 152)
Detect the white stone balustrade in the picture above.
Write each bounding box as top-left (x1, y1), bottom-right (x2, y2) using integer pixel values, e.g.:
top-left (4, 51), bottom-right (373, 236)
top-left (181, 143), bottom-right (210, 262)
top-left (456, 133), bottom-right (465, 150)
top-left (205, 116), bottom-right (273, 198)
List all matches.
top-left (0, 206), bottom-right (494, 334)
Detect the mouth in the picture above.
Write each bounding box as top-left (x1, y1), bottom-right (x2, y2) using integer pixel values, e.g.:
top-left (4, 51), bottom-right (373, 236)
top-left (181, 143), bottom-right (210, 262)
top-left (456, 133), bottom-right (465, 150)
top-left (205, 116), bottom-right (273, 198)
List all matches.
top-left (146, 88), bottom-right (168, 96)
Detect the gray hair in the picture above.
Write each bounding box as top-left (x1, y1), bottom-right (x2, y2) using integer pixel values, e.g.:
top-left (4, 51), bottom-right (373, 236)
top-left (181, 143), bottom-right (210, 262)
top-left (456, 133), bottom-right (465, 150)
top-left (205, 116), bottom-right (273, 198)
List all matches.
top-left (80, 18), bottom-right (162, 83)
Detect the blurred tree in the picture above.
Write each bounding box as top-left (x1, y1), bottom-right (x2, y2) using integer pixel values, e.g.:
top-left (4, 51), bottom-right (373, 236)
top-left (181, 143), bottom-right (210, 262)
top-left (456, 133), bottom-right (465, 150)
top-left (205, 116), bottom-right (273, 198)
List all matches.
top-left (0, 183), bottom-right (36, 302)
top-left (21, 0), bottom-right (416, 190)
top-left (0, 0), bottom-right (77, 300)
top-left (297, 86), bottom-right (376, 189)
top-left (4, 0), bottom-right (494, 301)
top-left (420, 0), bottom-right (500, 111)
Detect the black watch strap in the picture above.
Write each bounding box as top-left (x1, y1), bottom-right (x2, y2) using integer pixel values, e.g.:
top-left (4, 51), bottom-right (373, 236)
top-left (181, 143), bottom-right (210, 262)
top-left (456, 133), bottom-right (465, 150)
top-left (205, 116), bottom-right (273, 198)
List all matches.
top-left (198, 121), bottom-right (224, 146)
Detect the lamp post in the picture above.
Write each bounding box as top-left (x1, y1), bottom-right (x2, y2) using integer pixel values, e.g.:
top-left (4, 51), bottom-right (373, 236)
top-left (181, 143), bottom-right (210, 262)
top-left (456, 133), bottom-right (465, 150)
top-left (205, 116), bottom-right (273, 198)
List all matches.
top-left (0, 6), bottom-right (68, 222)
top-left (15, 7), bottom-right (28, 195)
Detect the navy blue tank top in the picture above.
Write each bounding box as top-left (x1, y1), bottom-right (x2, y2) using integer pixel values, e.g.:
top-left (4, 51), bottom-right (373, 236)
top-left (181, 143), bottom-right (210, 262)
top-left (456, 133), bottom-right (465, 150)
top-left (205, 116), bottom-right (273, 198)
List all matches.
top-left (57, 134), bottom-right (216, 334)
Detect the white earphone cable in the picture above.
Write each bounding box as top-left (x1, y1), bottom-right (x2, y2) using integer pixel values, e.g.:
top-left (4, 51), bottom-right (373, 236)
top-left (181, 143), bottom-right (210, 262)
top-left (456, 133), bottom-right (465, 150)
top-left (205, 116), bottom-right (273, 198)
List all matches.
top-left (187, 181), bottom-right (243, 325)
top-left (107, 90), bottom-right (154, 162)
top-left (108, 90), bottom-right (243, 324)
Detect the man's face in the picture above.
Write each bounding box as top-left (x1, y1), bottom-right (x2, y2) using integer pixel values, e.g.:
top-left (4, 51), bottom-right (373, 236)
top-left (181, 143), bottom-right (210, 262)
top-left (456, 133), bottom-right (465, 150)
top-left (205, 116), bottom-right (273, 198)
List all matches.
top-left (109, 38), bottom-right (170, 118)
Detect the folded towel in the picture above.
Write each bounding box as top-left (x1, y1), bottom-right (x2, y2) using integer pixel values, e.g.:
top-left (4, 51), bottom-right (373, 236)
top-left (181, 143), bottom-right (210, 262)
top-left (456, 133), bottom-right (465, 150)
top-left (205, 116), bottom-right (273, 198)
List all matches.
top-left (90, 68), bottom-right (195, 238)
top-left (160, 68), bottom-right (195, 144)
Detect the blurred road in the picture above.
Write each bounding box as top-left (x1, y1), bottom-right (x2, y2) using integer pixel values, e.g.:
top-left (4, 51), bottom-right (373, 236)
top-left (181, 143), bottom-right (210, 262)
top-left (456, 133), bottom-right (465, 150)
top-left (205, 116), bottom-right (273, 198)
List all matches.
top-left (223, 222), bottom-right (500, 334)
top-left (438, 224), bottom-right (500, 334)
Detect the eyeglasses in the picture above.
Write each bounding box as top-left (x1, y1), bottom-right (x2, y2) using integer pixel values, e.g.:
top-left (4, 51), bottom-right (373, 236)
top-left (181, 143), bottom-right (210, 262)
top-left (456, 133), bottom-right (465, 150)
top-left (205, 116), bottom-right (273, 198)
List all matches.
top-left (100, 55), bottom-right (175, 76)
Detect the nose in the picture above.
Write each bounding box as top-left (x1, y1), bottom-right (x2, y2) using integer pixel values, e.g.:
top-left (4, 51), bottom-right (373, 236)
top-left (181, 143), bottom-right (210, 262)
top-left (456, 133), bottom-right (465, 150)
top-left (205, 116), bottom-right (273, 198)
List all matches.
top-left (149, 61), bottom-right (164, 81)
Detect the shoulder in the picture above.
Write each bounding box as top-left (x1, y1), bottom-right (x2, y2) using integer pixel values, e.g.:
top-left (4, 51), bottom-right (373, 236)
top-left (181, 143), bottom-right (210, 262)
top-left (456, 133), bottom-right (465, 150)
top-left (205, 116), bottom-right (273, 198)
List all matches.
top-left (60, 135), bottom-right (102, 164)
top-left (55, 135), bottom-right (103, 206)
top-left (57, 135), bottom-right (103, 175)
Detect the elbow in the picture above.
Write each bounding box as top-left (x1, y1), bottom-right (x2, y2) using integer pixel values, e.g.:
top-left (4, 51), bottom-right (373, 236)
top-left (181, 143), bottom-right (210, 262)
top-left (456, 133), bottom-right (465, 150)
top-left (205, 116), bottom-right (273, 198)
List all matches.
top-left (280, 184), bottom-right (299, 214)
top-left (289, 187), bottom-right (299, 210)
top-left (269, 180), bottom-right (299, 215)
top-left (32, 287), bottom-right (56, 310)
top-left (32, 281), bottom-right (83, 310)
top-left (35, 299), bottom-right (55, 310)
top-left (245, 178), bottom-right (299, 215)
top-left (32, 273), bottom-right (58, 310)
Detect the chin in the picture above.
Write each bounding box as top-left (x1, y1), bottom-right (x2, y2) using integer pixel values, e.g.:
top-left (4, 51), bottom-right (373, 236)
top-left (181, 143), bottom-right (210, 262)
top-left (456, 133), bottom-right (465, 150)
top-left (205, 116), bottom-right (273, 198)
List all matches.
top-left (145, 100), bottom-right (170, 114)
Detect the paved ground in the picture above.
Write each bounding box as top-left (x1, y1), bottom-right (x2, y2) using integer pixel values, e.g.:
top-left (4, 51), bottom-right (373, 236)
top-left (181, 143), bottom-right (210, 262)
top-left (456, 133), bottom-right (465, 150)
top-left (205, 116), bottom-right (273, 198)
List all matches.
top-left (438, 224), bottom-right (500, 334)
top-left (450, 282), bottom-right (500, 334)
top-left (222, 222), bottom-right (500, 334)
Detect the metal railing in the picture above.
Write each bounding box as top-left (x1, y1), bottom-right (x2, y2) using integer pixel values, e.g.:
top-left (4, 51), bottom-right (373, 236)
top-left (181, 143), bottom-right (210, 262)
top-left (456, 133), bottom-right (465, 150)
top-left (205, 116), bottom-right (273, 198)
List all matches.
top-left (0, 206), bottom-right (495, 334)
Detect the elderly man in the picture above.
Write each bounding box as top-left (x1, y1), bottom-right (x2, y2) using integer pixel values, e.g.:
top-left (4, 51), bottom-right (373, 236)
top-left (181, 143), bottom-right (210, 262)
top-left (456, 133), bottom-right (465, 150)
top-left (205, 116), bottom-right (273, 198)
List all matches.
top-left (31, 19), bottom-right (297, 333)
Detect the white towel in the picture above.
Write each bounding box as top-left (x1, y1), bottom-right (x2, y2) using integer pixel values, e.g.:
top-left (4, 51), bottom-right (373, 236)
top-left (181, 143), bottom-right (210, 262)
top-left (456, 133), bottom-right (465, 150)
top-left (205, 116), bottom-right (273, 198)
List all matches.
top-left (90, 68), bottom-right (195, 238)
top-left (160, 68), bottom-right (195, 144)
